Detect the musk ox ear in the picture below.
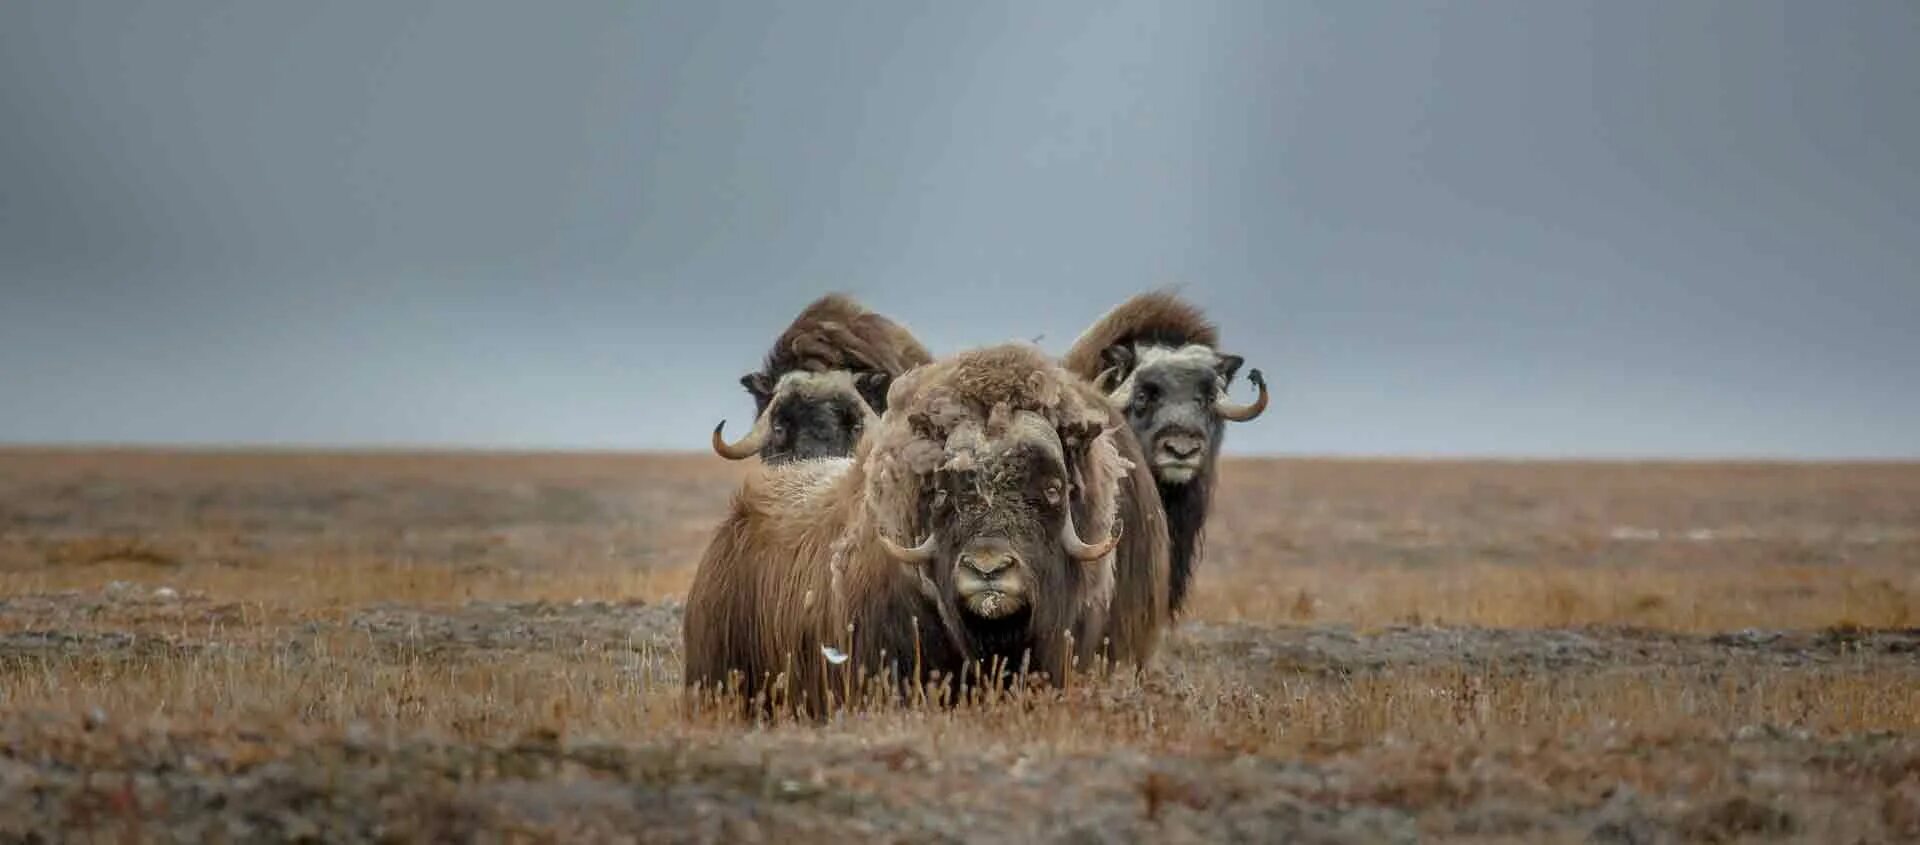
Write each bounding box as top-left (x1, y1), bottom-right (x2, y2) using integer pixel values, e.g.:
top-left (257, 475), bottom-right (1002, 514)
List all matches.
top-left (739, 372), bottom-right (774, 404)
top-left (1214, 353), bottom-right (1245, 385)
top-left (1097, 346), bottom-right (1135, 390)
top-left (1059, 420), bottom-right (1102, 453)
top-left (1057, 420), bottom-right (1103, 497)
top-left (854, 371), bottom-right (892, 414)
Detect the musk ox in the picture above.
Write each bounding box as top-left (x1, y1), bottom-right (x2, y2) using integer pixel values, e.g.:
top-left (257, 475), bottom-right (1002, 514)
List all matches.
top-left (712, 294), bottom-right (933, 463)
top-left (1063, 291), bottom-right (1268, 616)
top-left (684, 344), bottom-right (1170, 716)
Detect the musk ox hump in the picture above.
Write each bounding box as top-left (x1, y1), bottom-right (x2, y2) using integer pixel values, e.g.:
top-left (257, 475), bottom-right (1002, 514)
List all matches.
top-left (762, 293), bottom-right (932, 381)
top-left (1062, 290), bottom-right (1221, 383)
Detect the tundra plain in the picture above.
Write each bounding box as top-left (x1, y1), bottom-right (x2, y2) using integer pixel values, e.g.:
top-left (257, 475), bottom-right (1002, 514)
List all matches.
top-left (0, 450), bottom-right (1916, 842)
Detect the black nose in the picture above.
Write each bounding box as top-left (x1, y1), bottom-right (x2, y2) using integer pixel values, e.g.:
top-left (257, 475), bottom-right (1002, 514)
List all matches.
top-left (959, 549), bottom-right (1019, 577)
top-left (1158, 434), bottom-right (1204, 460)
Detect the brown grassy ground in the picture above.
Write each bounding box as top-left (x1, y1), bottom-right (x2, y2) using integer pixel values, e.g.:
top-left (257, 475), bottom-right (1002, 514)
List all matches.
top-left (0, 450), bottom-right (1916, 842)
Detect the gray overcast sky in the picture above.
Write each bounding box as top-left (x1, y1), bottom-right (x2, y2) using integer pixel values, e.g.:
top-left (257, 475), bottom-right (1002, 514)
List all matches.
top-left (2, 1), bottom-right (1916, 458)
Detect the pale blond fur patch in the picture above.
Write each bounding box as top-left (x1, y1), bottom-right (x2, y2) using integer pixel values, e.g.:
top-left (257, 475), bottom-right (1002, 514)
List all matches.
top-left (772, 370), bottom-right (871, 409)
top-left (1108, 343), bottom-right (1230, 405)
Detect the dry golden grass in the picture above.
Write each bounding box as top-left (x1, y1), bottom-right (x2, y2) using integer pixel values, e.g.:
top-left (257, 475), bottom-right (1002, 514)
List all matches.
top-left (0, 555), bottom-right (700, 614)
top-left (1188, 561), bottom-right (1918, 631)
top-left (1, 449), bottom-right (1917, 840)
top-left (8, 630), bottom-right (1914, 750)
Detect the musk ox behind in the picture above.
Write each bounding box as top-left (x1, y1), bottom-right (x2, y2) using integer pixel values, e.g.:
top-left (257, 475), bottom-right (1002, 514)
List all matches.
top-left (712, 294), bottom-right (933, 464)
top-left (1063, 291), bottom-right (1268, 616)
top-left (683, 343), bottom-right (1170, 716)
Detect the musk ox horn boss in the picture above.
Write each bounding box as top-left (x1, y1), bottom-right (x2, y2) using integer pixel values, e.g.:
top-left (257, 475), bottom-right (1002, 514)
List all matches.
top-left (684, 343), bottom-right (1170, 717)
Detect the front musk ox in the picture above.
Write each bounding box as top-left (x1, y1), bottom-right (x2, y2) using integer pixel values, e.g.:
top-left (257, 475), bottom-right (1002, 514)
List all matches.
top-left (712, 294), bottom-right (933, 464)
top-left (683, 344), bottom-right (1170, 716)
top-left (1063, 291), bottom-right (1268, 615)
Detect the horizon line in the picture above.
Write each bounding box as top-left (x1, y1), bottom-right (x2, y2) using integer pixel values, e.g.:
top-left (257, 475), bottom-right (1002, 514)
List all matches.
top-left (2, 441), bottom-right (1915, 465)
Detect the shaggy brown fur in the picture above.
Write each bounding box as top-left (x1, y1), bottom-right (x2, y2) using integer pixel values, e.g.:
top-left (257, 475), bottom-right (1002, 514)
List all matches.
top-left (722, 294), bottom-right (935, 464)
top-left (1061, 291), bottom-right (1218, 381)
top-left (1063, 291), bottom-right (1239, 622)
top-left (684, 344), bottom-right (1170, 716)
top-left (1099, 426), bottom-right (1172, 667)
top-left (756, 293), bottom-right (931, 392)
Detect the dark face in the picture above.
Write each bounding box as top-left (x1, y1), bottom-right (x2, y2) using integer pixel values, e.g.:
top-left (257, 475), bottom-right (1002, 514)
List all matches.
top-left (877, 393), bottom-right (1120, 682)
top-left (762, 394), bottom-right (870, 462)
top-left (921, 442), bottom-right (1071, 626)
top-left (1106, 346), bottom-right (1243, 485)
top-left (738, 371), bottom-right (889, 463)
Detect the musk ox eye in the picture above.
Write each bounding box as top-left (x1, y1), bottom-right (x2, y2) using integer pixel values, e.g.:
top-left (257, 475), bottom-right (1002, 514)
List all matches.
top-left (931, 489), bottom-right (949, 510)
top-left (1042, 480), bottom-right (1064, 507)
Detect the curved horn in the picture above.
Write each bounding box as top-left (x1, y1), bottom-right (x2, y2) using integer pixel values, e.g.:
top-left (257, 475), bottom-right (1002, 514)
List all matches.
top-left (710, 410), bottom-right (773, 460)
top-left (1215, 367), bottom-right (1269, 422)
top-left (1059, 507), bottom-right (1121, 563)
top-left (879, 530), bottom-right (938, 564)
